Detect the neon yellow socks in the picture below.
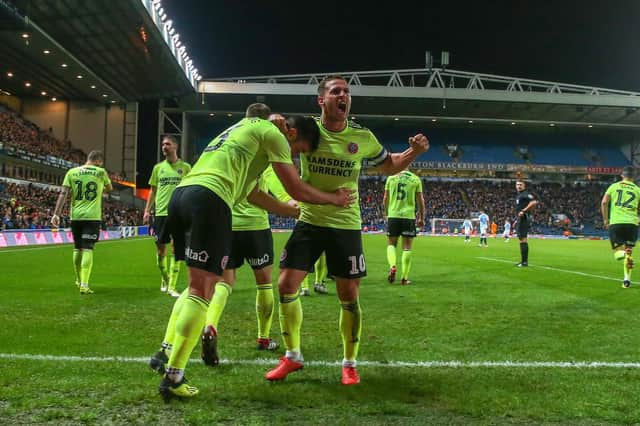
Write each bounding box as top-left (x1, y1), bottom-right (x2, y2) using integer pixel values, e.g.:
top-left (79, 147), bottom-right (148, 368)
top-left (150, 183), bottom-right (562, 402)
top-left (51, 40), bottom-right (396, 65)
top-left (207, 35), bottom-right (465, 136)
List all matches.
top-left (315, 253), bottom-right (327, 284)
top-left (279, 291), bottom-right (303, 355)
top-left (157, 253), bottom-right (169, 284)
top-left (162, 290), bottom-right (188, 350)
top-left (386, 245), bottom-right (397, 269)
top-left (401, 250), bottom-right (413, 280)
top-left (339, 300), bottom-right (361, 363)
top-left (624, 253), bottom-right (633, 281)
top-left (168, 258), bottom-right (182, 292)
top-left (72, 249), bottom-right (82, 285)
top-left (206, 282), bottom-right (232, 330)
top-left (80, 250), bottom-right (93, 285)
top-left (167, 294), bottom-right (209, 373)
top-left (256, 283), bottom-right (274, 339)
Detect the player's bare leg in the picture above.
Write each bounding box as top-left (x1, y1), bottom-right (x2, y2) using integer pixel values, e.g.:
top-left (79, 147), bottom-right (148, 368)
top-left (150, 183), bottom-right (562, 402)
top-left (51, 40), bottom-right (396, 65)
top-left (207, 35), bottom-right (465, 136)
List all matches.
top-left (265, 268), bottom-right (306, 381)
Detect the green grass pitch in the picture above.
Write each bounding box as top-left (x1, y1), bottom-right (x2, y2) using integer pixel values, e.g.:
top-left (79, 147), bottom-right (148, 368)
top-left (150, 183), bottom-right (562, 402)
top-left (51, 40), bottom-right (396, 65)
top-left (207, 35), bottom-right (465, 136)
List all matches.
top-left (1, 234), bottom-right (639, 424)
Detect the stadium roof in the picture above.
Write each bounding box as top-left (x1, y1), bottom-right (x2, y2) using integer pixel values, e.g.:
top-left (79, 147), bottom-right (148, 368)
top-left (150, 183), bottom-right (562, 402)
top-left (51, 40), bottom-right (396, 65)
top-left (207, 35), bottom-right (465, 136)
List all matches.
top-left (0, 0), bottom-right (199, 103)
top-left (196, 68), bottom-right (640, 129)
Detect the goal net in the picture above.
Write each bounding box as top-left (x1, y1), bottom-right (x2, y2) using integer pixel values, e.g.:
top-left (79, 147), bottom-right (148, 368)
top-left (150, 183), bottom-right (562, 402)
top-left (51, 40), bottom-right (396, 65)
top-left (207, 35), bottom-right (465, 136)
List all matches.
top-left (430, 218), bottom-right (479, 235)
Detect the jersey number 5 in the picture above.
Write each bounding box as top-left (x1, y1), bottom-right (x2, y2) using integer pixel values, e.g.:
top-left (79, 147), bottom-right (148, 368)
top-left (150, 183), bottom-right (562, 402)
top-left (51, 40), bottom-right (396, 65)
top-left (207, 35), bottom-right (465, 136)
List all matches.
top-left (396, 183), bottom-right (407, 201)
top-left (614, 189), bottom-right (636, 209)
top-left (204, 123), bottom-right (244, 152)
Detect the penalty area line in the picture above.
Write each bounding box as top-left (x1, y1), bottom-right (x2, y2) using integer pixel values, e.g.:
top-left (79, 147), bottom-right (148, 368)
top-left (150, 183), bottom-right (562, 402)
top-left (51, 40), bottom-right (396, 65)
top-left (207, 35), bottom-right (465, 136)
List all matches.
top-left (1, 353), bottom-right (639, 369)
top-left (477, 256), bottom-right (619, 282)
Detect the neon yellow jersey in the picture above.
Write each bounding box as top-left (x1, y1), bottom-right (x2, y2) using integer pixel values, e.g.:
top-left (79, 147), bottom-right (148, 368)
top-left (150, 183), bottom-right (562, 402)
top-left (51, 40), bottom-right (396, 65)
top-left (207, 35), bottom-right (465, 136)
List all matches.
top-left (298, 119), bottom-right (388, 230)
top-left (178, 118), bottom-right (293, 209)
top-left (605, 180), bottom-right (640, 225)
top-left (385, 171), bottom-right (423, 219)
top-left (232, 166), bottom-right (292, 231)
top-left (148, 159), bottom-right (191, 217)
top-left (62, 165), bottom-right (111, 221)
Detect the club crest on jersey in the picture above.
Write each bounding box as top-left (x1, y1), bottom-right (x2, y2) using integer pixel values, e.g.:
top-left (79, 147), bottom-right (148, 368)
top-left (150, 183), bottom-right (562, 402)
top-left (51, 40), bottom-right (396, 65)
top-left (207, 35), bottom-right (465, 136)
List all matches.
top-left (177, 169), bottom-right (183, 175)
top-left (347, 142), bottom-right (359, 154)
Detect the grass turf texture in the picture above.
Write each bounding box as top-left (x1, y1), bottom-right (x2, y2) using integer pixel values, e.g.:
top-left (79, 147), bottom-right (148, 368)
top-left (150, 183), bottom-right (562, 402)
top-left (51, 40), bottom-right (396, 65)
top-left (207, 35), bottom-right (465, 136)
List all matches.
top-left (0, 235), bottom-right (638, 424)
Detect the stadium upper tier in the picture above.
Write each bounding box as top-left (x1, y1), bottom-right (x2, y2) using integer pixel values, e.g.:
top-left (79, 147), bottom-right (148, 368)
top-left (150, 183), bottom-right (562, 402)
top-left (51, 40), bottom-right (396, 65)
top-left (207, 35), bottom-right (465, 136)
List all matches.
top-left (372, 127), bottom-right (630, 167)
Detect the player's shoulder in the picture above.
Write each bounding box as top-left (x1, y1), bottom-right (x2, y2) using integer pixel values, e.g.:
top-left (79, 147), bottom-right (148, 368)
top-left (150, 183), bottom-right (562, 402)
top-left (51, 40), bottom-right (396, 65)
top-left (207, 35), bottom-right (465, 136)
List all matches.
top-left (346, 120), bottom-right (371, 132)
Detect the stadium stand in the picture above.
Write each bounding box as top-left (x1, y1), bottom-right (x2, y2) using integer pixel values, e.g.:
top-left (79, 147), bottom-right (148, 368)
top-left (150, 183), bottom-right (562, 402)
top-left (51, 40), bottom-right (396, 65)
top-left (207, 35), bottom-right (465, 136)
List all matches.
top-left (374, 127), bottom-right (631, 167)
top-left (0, 103), bottom-right (86, 164)
top-left (0, 179), bottom-right (141, 230)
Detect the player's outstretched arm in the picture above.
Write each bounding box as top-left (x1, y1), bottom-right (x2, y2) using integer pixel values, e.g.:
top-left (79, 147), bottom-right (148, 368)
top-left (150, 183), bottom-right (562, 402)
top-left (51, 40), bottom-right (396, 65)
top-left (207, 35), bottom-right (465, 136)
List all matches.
top-left (375, 134), bottom-right (430, 176)
top-left (601, 193), bottom-right (611, 228)
top-left (51, 187), bottom-right (69, 227)
top-left (271, 162), bottom-right (355, 207)
top-left (247, 187), bottom-right (299, 218)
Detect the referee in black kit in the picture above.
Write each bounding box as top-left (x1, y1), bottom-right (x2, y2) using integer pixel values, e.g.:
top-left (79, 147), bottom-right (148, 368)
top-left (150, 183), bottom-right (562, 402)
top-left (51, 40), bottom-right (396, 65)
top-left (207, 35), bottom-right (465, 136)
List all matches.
top-left (515, 180), bottom-right (538, 267)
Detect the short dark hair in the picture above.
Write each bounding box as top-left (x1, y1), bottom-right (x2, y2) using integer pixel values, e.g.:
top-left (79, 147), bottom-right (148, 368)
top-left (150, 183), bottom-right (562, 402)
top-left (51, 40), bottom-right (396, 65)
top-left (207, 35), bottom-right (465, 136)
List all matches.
top-left (245, 103), bottom-right (271, 119)
top-left (516, 179), bottom-right (526, 186)
top-left (286, 115), bottom-right (320, 151)
top-left (87, 150), bottom-right (104, 162)
top-left (162, 135), bottom-right (179, 145)
top-left (622, 166), bottom-right (635, 178)
top-left (317, 75), bottom-right (347, 95)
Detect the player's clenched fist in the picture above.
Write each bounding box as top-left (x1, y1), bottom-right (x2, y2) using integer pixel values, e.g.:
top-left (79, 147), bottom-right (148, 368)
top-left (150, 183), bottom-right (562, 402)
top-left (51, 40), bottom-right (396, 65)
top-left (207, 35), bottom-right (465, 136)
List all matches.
top-left (408, 134), bottom-right (429, 154)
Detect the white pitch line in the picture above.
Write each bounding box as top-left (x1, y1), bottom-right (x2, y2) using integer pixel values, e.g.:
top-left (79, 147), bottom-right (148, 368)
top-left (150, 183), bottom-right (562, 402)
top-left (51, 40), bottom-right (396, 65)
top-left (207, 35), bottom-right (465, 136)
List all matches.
top-left (1, 353), bottom-right (639, 369)
top-left (0, 237), bottom-right (151, 254)
top-left (477, 256), bottom-right (620, 282)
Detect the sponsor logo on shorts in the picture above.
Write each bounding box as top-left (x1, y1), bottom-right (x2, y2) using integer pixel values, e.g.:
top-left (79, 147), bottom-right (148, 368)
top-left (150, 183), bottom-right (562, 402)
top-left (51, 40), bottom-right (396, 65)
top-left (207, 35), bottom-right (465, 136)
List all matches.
top-left (280, 249), bottom-right (287, 262)
top-left (185, 248), bottom-right (210, 263)
top-left (248, 254), bottom-right (270, 267)
top-left (348, 142), bottom-right (358, 154)
top-left (81, 234), bottom-right (98, 240)
top-left (221, 255), bottom-right (229, 270)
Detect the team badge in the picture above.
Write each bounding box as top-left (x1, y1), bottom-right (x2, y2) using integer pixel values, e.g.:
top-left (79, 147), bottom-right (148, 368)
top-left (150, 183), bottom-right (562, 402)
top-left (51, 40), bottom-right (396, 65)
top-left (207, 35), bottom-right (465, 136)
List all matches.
top-left (280, 249), bottom-right (287, 262)
top-left (177, 169), bottom-right (183, 175)
top-left (348, 142), bottom-right (359, 154)
top-left (221, 255), bottom-right (229, 270)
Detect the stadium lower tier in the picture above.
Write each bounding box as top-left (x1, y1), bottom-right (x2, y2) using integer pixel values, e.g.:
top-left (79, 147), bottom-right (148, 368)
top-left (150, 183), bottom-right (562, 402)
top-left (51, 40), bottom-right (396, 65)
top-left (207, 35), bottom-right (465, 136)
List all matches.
top-left (2, 176), bottom-right (609, 236)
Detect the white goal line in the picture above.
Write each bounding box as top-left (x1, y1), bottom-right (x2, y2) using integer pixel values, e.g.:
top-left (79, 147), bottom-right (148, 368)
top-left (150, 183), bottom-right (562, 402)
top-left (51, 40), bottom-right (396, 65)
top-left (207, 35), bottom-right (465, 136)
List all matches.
top-left (1, 353), bottom-right (639, 369)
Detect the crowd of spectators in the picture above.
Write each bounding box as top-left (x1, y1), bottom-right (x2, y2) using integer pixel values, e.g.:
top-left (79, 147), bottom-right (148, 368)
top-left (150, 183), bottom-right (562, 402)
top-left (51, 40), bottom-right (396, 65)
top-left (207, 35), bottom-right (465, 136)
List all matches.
top-left (357, 178), bottom-right (608, 235)
top-left (0, 181), bottom-right (141, 231)
top-left (267, 177), bottom-right (608, 235)
top-left (0, 108), bottom-right (86, 164)
top-left (0, 173), bottom-right (611, 235)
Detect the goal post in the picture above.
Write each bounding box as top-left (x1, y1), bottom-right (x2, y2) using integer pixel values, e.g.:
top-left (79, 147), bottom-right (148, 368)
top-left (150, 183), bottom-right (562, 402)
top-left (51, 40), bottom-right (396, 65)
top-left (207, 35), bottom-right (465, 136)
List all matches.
top-left (430, 218), bottom-right (479, 235)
